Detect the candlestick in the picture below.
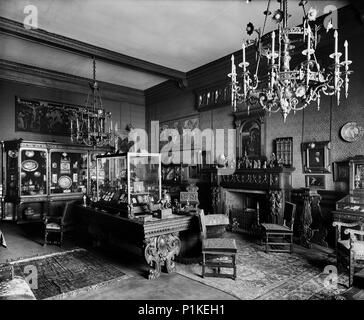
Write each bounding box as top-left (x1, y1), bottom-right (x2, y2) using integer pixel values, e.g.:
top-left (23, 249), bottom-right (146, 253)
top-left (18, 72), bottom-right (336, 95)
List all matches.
top-left (344, 40), bottom-right (348, 65)
top-left (231, 55), bottom-right (236, 76)
top-left (271, 31), bottom-right (275, 64)
top-left (334, 30), bottom-right (338, 61)
top-left (307, 25), bottom-right (311, 59)
top-left (242, 43), bottom-right (246, 68)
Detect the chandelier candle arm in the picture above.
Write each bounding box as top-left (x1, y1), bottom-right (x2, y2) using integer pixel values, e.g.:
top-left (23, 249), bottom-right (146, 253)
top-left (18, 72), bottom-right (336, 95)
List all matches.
top-left (334, 30), bottom-right (338, 59)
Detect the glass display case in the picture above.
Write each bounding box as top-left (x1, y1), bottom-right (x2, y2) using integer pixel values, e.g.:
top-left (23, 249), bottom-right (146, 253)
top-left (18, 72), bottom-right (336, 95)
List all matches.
top-left (336, 195), bottom-right (364, 213)
top-left (1, 139), bottom-right (109, 222)
top-left (350, 156), bottom-right (364, 195)
top-left (96, 152), bottom-right (161, 218)
top-left (334, 156), bottom-right (364, 221)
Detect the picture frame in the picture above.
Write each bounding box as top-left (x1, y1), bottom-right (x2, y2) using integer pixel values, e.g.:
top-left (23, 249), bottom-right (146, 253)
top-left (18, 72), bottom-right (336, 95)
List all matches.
top-left (305, 175), bottom-right (326, 189)
top-left (159, 115), bottom-right (200, 152)
top-left (302, 141), bottom-right (331, 173)
top-left (333, 160), bottom-right (350, 182)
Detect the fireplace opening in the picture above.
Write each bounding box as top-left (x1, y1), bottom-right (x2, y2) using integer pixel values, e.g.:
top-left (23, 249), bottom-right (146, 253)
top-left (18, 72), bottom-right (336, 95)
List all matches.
top-left (223, 189), bottom-right (270, 235)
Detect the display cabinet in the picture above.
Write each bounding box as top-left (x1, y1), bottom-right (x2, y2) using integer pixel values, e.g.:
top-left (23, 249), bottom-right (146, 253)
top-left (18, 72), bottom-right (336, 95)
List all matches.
top-left (349, 156), bottom-right (364, 195)
top-left (1, 139), bottom-right (109, 222)
top-left (334, 156), bottom-right (364, 224)
top-left (336, 195), bottom-right (364, 213)
top-left (96, 152), bottom-right (161, 218)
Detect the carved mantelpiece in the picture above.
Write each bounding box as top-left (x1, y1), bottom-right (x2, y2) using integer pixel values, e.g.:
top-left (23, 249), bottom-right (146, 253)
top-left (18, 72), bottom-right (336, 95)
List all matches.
top-left (202, 167), bottom-right (294, 229)
top-left (210, 167), bottom-right (294, 191)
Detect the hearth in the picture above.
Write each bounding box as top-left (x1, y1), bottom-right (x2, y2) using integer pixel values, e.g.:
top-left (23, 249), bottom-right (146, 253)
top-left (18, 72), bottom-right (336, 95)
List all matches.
top-left (222, 188), bottom-right (269, 235)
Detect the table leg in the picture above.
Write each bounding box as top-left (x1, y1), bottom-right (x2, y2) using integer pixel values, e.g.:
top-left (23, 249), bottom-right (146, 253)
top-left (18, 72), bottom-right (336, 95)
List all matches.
top-left (144, 233), bottom-right (181, 279)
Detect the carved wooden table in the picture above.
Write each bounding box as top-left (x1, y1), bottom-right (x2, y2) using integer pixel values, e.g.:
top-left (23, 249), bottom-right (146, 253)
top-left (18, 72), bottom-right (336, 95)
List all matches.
top-left (73, 205), bottom-right (196, 279)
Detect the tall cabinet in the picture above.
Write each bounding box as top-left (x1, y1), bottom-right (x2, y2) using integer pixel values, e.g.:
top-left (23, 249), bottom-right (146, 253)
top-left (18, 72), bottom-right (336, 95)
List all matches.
top-left (334, 156), bottom-right (364, 224)
top-left (1, 139), bottom-right (109, 223)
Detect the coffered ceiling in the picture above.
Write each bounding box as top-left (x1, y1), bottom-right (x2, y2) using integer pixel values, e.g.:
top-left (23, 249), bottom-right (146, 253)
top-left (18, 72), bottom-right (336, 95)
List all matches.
top-left (0, 0), bottom-right (348, 90)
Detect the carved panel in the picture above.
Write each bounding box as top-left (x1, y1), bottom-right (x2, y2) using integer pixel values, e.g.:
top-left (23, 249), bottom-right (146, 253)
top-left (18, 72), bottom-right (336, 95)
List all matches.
top-left (144, 233), bottom-right (181, 279)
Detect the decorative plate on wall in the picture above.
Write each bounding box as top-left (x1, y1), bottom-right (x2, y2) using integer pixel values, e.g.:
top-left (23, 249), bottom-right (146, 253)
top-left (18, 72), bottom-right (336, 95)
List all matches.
top-left (58, 176), bottom-right (72, 189)
top-left (21, 160), bottom-right (38, 172)
top-left (340, 122), bottom-right (364, 142)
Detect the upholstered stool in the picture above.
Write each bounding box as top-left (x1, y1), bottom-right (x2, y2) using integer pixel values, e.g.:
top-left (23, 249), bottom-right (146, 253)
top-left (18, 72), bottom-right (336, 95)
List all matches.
top-left (202, 238), bottom-right (237, 280)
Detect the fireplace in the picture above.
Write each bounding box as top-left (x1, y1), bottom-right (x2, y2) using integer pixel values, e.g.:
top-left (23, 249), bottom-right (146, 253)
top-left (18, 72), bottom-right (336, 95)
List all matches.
top-left (222, 188), bottom-right (270, 235)
top-left (204, 167), bottom-right (294, 235)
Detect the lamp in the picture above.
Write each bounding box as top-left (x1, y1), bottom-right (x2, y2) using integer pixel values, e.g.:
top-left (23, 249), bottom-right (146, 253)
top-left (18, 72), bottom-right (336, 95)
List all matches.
top-left (70, 57), bottom-right (113, 147)
top-left (228, 0), bottom-right (353, 122)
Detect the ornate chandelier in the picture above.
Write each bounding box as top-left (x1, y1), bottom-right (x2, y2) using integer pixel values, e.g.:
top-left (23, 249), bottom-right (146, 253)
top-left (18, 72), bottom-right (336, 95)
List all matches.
top-left (70, 57), bottom-right (113, 147)
top-left (228, 0), bottom-right (353, 121)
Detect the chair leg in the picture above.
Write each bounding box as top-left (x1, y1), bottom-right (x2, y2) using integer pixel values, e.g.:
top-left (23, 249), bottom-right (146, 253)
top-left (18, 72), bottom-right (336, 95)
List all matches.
top-left (265, 234), bottom-right (269, 253)
top-left (202, 253), bottom-right (205, 278)
top-left (290, 235), bottom-right (293, 254)
top-left (349, 253), bottom-right (354, 287)
top-left (60, 232), bottom-right (63, 248)
top-left (233, 254), bottom-right (236, 280)
top-left (44, 230), bottom-right (47, 246)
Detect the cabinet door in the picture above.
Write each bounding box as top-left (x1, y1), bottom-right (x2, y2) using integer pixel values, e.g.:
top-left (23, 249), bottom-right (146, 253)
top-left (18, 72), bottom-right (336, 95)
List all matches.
top-left (19, 148), bottom-right (47, 197)
top-left (49, 151), bottom-right (87, 195)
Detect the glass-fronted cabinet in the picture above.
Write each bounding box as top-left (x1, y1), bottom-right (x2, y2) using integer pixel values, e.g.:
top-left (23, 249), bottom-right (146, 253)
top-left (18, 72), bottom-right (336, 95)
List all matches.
top-left (335, 156), bottom-right (364, 219)
top-left (96, 152), bottom-right (161, 218)
top-left (49, 150), bottom-right (88, 195)
top-left (350, 156), bottom-right (364, 195)
top-left (2, 139), bottom-right (109, 222)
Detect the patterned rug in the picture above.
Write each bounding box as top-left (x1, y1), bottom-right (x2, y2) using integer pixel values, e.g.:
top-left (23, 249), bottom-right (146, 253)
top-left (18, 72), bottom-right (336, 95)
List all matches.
top-left (10, 248), bottom-right (131, 300)
top-left (176, 234), bottom-right (349, 300)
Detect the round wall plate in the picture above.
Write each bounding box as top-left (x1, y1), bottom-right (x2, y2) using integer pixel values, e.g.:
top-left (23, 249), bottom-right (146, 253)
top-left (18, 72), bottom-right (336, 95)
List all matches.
top-left (340, 122), bottom-right (363, 142)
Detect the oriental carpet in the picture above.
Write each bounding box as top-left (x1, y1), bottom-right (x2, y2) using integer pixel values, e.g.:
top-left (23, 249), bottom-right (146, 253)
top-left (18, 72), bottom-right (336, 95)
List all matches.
top-left (176, 234), bottom-right (349, 300)
top-left (10, 248), bottom-right (131, 300)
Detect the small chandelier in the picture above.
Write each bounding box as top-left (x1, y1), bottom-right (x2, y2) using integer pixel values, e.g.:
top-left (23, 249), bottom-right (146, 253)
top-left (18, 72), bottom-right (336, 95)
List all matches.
top-left (70, 57), bottom-right (113, 147)
top-left (228, 0), bottom-right (353, 122)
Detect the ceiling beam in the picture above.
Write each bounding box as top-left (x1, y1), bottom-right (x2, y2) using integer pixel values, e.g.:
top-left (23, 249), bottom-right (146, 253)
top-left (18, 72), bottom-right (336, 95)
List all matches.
top-left (0, 17), bottom-right (187, 84)
top-left (0, 59), bottom-right (145, 105)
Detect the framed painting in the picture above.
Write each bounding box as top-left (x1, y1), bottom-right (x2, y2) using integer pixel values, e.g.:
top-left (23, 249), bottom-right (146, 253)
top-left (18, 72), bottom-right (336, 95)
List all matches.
top-left (159, 115), bottom-right (200, 152)
top-left (15, 96), bottom-right (80, 136)
top-left (305, 175), bottom-right (326, 189)
top-left (302, 141), bottom-right (331, 173)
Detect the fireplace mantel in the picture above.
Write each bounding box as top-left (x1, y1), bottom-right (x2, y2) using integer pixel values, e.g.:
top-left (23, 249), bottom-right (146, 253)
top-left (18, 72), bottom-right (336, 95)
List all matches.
top-left (206, 167), bottom-right (295, 191)
top-left (202, 166), bottom-right (295, 231)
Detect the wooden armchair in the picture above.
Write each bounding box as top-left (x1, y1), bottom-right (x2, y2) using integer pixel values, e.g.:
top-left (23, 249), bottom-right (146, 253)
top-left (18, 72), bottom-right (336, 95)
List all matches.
top-left (198, 209), bottom-right (237, 280)
top-left (332, 221), bottom-right (364, 287)
top-left (44, 201), bottom-right (75, 247)
top-left (261, 202), bottom-right (296, 253)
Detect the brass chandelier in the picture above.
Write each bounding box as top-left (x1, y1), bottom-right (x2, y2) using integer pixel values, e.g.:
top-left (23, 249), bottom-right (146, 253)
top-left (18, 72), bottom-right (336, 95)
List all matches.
top-left (228, 0), bottom-right (353, 121)
top-left (70, 57), bottom-right (113, 147)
